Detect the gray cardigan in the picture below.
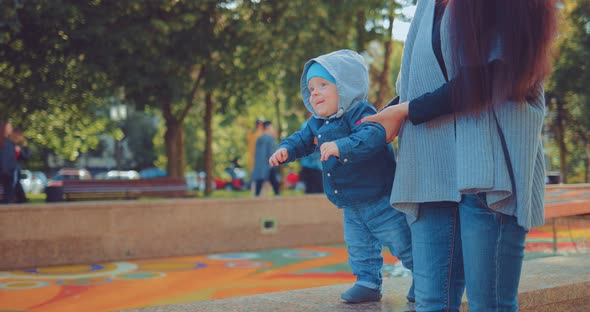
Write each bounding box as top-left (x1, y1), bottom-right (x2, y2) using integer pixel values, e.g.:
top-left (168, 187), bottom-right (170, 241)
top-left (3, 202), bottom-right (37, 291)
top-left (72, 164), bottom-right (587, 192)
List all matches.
top-left (392, 0), bottom-right (546, 230)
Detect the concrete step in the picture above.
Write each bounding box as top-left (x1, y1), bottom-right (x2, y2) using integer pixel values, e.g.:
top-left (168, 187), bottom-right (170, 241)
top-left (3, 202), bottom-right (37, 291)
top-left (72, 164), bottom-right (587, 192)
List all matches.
top-left (121, 253), bottom-right (590, 312)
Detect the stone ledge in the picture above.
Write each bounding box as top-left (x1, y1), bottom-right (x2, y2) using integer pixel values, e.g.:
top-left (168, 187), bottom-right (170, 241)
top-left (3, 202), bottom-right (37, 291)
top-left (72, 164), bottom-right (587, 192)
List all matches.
top-left (2, 184), bottom-right (589, 270)
top-left (121, 254), bottom-right (590, 312)
top-left (0, 195), bottom-right (342, 270)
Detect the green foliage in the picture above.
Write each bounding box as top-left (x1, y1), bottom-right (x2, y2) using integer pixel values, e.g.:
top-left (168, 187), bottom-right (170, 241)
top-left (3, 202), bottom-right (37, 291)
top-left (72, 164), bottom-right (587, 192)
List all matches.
top-left (366, 39), bottom-right (405, 103)
top-left (549, 0), bottom-right (590, 95)
top-left (2, 0), bottom-right (416, 178)
top-left (25, 104), bottom-right (109, 161)
top-left (0, 0), bottom-right (113, 161)
top-left (231, 0), bottom-right (410, 139)
top-left (0, 1), bottom-right (111, 111)
top-left (547, 0), bottom-right (590, 182)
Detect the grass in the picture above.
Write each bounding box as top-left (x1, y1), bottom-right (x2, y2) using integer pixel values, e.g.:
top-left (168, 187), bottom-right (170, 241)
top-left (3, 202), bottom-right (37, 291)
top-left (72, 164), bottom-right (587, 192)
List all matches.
top-left (197, 189), bottom-right (304, 198)
top-left (20, 188), bottom-right (306, 204)
top-left (27, 193), bottom-right (46, 204)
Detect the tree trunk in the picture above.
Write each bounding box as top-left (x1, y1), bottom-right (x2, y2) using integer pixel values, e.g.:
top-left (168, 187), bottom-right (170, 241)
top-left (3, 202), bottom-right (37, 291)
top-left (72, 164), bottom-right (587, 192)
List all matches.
top-left (274, 93), bottom-right (284, 189)
top-left (374, 12), bottom-right (395, 110)
top-left (555, 98), bottom-right (568, 183)
top-left (355, 11), bottom-right (367, 51)
top-left (204, 92), bottom-right (214, 196)
top-left (164, 118), bottom-right (184, 178)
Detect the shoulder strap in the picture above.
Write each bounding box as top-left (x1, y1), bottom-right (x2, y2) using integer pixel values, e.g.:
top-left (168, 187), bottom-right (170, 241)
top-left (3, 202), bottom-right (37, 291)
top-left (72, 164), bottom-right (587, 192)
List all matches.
top-left (492, 109), bottom-right (517, 200)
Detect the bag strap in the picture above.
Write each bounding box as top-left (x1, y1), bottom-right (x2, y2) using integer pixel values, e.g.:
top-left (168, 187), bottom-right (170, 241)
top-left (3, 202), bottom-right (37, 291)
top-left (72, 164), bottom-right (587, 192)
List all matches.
top-left (492, 109), bottom-right (517, 199)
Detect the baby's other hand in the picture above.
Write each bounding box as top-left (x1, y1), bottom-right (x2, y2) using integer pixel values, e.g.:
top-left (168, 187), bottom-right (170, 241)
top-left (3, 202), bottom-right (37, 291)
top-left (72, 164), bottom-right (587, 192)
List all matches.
top-left (320, 142), bottom-right (339, 161)
top-left (269, 148), bottom-right (288, 166)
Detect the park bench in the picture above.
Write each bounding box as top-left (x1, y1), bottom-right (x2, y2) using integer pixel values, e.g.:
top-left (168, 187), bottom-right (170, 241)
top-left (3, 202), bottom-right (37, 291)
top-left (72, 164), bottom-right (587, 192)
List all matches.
top-left (544, 184), bottom-right (590, 218)
top-left (44, 177), bottom-right (192, 202)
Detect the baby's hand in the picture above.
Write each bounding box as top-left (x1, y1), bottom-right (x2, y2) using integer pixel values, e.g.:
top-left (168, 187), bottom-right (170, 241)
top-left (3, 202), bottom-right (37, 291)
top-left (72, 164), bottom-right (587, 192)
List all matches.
top-left (269, 148), bottom-right (288, 167)
top-left (320, 142), bottom-right (339, 161)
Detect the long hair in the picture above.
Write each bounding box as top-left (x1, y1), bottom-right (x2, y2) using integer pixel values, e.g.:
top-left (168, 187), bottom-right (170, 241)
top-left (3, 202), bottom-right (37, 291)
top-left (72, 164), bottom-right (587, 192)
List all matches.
top-left (446, 0), bottom-right (558, 113)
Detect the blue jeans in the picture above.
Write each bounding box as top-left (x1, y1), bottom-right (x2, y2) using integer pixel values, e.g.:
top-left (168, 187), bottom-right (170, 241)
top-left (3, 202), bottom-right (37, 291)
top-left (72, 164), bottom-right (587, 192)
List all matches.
top-left (343, 196), bottom-right (414, 300)
top-left (411, 194), bottom-right (527, 312)
top-left (0, 173), bottom-right (15, 204)
top-left (254, 168), bottom-right (280, 196)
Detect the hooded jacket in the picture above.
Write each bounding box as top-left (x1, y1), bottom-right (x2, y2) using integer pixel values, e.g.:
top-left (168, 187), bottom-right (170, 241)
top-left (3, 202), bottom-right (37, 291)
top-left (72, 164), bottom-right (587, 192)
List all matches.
top-left (278, 49), bottom-right (396, 209)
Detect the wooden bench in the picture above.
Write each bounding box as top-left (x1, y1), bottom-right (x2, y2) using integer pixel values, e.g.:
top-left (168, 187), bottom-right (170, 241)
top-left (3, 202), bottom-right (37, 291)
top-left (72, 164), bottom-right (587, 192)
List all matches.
top-left (544, 184), bottom-right (590, 218)
top-left (44, 177), bottom-right (192, 202)
top-left (542, 184), bottom-right (590, 254)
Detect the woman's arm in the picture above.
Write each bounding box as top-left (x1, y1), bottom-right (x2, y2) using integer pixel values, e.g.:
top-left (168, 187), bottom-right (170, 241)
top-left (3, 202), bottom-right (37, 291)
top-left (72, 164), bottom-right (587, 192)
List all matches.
top-left (363, 60), bottom-right (502, 142)
top-left (407, 80), bottom-right (453, 125)
top-left (361, 103), bottom-right (409, 143)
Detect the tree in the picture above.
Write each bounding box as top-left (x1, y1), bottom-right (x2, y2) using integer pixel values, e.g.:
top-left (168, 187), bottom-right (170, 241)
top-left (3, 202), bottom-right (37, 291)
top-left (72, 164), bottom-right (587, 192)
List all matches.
top-left (548, 0), bottom-right (590, 182)
top-left (362, 0), bottom-right (414, 109)
top-left (2, 0), bottom-right (417, 193)
top-left (0, 1), bottom-right (113, 162)
top-left (66, 1), bottom-right (216, 179)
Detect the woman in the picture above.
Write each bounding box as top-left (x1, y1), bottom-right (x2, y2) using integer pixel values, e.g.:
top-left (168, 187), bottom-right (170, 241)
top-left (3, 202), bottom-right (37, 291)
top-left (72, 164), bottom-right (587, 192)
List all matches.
top-left (0, 120), bottom-right (17, 203)
top-left (363, 0), bottom-right (557, 311)
top-left (10, 128), bottom-right (31, 203)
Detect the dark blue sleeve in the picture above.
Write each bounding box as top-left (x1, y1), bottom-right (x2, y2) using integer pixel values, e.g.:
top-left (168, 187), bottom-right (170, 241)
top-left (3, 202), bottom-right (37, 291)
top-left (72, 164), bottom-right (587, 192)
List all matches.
top-left (333, 103), bottom-right (387, 165)
top-left (407, 60), bottom-right (502, 125)
top-left (381, 87), bottom-right (451, 125)
top-left (408, 81), bottom-right (453, 125)
top-left (277, 117), bottom-right (317, 164)
top-left (381, 81), bottom-right (452, 125)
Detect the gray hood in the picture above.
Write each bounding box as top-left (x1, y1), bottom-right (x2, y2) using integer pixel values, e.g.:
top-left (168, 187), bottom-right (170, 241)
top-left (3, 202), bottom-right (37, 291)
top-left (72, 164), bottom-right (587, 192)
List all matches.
top-left (300, 49), bottom-right (369, 119)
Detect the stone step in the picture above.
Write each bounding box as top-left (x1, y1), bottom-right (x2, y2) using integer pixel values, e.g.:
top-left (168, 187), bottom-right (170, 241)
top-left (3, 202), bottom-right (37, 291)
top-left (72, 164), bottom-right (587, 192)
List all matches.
top-left (121, 254), bottom-right (590, 312)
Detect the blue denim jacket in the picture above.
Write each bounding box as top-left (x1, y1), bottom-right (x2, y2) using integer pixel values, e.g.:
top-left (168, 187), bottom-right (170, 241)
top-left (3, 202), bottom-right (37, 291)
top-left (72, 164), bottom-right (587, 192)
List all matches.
top-left (278, 101), bottom-right (396, 209)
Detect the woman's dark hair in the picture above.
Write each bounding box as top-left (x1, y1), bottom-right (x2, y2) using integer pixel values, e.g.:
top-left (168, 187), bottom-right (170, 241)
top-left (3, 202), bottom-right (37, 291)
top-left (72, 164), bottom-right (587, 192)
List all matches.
top-left (446, 0), bottom-right (558, 113)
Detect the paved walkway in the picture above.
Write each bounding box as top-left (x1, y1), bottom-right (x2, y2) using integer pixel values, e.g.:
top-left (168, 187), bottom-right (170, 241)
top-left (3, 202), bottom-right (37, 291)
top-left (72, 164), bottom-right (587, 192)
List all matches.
top-left (123, 254), bottom-right (590, 312)
top-left (1, 216), bottom-right (588, 312)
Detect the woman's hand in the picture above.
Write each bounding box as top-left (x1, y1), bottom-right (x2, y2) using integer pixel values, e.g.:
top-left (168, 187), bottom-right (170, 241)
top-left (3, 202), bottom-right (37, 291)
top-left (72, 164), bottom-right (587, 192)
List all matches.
top-left (361, 102), bottom-right (409, 143)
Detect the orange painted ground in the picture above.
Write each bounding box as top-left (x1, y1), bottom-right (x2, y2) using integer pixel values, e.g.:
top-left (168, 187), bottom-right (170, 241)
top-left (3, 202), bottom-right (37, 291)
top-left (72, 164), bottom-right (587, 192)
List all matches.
top-left (1, 218), bottom-right (588, 312)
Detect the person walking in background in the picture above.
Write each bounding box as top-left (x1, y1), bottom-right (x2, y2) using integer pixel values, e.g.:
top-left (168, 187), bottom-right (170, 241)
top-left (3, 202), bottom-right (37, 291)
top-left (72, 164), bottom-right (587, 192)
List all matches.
top-left (298, 113), bottom-right (324, 194)
top-left (10, 128), bottom-right (30, 203)
top-left (252, 121), bottom-right (280, 196)
top-left (246, 119), bottom-right (265, 193)
top-left (362, 1), bottom-right (558, 311)
top-left (0, 120), bottom-right (17, 204)
top-left (246, 119), bottom-right (265, 173)
top-left (269, 50), bottom-right (413, 304)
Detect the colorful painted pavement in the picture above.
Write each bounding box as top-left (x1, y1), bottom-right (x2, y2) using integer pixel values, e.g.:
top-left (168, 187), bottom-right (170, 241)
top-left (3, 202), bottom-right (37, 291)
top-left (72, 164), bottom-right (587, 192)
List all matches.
top-left (1, 217), bottom-right (588, 312)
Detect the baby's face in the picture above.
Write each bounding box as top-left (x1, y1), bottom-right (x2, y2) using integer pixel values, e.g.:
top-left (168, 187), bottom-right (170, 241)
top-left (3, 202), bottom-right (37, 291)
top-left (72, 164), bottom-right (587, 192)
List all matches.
top-left (308, 77), bottom-right (339, 117)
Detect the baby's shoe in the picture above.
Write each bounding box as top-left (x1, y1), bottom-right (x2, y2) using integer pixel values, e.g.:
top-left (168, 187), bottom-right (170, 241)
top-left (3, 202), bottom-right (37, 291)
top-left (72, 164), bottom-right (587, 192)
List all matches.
top-left (340, 284), bottom-right (382, 303)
